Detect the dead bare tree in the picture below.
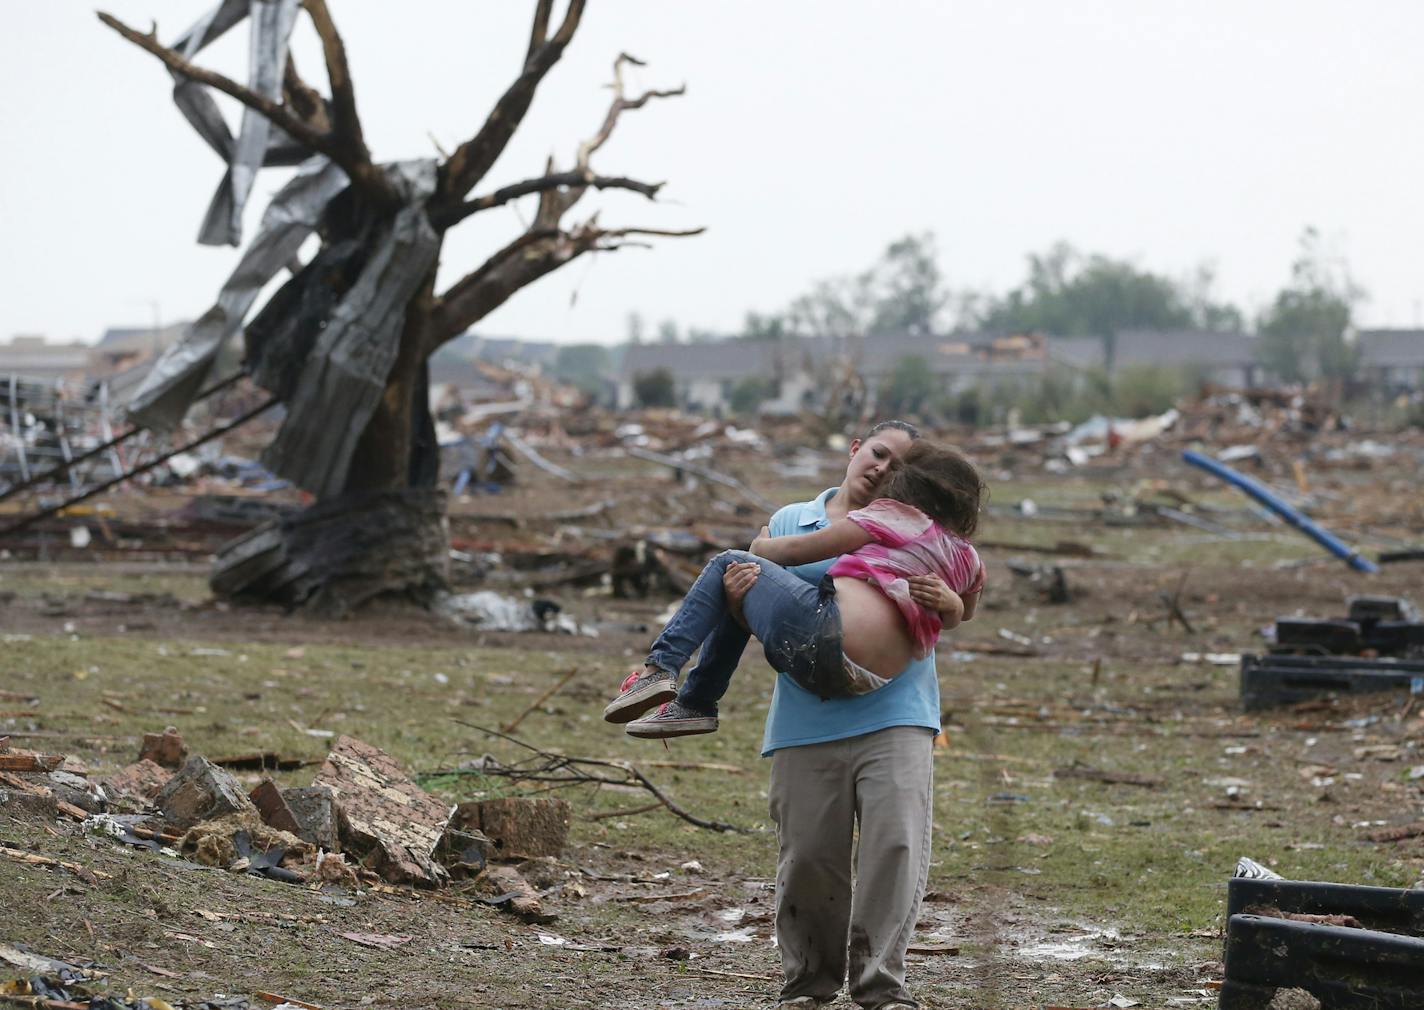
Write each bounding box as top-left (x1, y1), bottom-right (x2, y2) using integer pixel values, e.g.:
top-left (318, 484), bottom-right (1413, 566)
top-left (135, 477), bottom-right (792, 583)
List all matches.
top-left (101, 1), bottom-right (699, 614)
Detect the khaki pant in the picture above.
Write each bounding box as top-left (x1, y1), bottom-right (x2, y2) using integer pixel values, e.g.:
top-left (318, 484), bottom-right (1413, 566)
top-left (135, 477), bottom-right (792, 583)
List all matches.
top-left (769, 726), bottom-right (935, 1009)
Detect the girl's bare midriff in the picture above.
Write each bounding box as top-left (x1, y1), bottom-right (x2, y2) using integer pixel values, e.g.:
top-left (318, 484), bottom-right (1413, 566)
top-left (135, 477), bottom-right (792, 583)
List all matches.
top-left (833, 576), bottom-right (915, 679)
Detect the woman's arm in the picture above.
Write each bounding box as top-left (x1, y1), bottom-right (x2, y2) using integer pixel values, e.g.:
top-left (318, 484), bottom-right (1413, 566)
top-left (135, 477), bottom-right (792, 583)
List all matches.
top-left (751, 518), bottom-right (872, 567)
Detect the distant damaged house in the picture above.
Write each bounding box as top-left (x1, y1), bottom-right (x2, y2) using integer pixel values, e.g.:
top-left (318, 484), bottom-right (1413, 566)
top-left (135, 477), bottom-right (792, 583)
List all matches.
top-left (0, 336), bottom-right (92, 383)
top-left (617, 332), bottom-right (1054, 414)
top-left (854, 331), bottom-right (1050, 397)
top-left (1062, 330), bottom-right (1262, 388)
top-left (1355, 329), bottom-right (1424, 391)
top-left (617, 340), bottom-right (820, 413)
top-left (91, 323), bottom-right (190, 379)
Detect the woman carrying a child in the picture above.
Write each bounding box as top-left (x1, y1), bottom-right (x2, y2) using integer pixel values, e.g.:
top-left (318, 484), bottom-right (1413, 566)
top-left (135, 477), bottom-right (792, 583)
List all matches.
top-left (606, 421), bottom-right (986, 1010)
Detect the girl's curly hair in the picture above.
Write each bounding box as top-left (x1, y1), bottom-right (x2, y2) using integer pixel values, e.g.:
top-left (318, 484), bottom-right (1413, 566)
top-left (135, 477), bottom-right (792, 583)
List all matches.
top-left (878, 440), bottom-right (987, 537)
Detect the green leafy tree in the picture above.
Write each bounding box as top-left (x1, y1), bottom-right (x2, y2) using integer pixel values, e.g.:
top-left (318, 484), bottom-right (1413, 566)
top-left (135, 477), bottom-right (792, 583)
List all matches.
top-left (863, 233), bottom-right (948, 335)
top-left (1256, 228), bottom-right (1361, 383)
top-left (785, 233), bottom-right (949, 339)
top-left (632, 367), bottom-right (677, 407)
top-left (878, 355), bottom-right (940, 416)
top-left (979, 242), bottom-right (1243, 346)
top-left (728, 376), bottom-right (778, 414)
top-left (738, 311), bottom-right (788, 342)
top-left (625, 312), bottom-right (645, 345)
top-left (980, 242), bottom-right (1198, 337)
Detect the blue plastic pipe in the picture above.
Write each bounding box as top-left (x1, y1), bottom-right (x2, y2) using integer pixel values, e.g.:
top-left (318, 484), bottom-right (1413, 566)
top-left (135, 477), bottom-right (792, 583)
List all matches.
top-left (1182, 449), bottom-right (1379, 573)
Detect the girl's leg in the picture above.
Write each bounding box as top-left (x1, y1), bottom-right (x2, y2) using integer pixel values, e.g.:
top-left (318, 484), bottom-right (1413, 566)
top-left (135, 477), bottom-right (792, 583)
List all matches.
top-left (643, 550), bottom-right (760, 677)
top-left (677, 616), bottom-right (751, 714)
top-left (696, 557), bottom-right (831, 693)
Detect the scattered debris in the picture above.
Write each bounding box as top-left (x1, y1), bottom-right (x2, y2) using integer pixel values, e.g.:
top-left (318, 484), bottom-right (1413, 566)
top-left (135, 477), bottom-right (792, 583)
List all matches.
top-left (1239, 654), bottom-right (1424, 710)
top-left (474, 863), bottom-right (555, 924)
top-left (1223, 872), bottom-right (1424, 1009)
top-left (1183, 449), bottom-right (1379, 573)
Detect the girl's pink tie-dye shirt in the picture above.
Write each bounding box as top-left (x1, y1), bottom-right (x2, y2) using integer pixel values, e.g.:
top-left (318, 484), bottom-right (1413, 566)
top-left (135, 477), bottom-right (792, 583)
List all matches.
top-left (828, 498), bottom-right (984, 658)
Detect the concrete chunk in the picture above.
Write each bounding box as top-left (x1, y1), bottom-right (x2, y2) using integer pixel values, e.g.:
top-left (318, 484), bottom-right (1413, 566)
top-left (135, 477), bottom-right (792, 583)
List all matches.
top-left (153, 756), bottom-right (256, 829)
top-left (280, 785), bottom-right (340, 851)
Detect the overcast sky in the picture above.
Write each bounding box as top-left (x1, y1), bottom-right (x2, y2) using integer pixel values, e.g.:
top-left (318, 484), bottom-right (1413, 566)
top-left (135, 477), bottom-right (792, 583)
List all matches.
top-left (3, 1), bottom-right (1421, 345)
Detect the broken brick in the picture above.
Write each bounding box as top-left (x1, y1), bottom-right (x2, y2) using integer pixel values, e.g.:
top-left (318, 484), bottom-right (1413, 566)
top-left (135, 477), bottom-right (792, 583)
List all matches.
top-left (249, 779), bottom-right (303, 836)
top-left (312, 736), bottom-right (452, 885)
top-left (454, 797), bottom-right (570, 859)
top-left (138, 727), bottom-right (189, 769)
top-left (103, 759), bottom-right (174, 803)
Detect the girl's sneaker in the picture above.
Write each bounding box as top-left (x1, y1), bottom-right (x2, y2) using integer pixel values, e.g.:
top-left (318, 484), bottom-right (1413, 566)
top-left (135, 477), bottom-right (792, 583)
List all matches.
top-left (625, 700), bottom-right (719, 738)
top-left (603, 666), bottom-right (677, 723)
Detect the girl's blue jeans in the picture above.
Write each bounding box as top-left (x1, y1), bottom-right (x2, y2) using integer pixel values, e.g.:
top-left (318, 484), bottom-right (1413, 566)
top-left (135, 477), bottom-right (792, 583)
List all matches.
top-left (647, 550), bottom-right (848, 706)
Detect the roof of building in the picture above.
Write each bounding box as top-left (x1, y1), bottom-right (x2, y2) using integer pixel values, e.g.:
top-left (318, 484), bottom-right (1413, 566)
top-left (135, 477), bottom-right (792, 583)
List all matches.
top-left (621, 340), bottom-right (795, 381)
top-left (95, 322), bottom-right (190, 357)
top-left (1355, 329), bottom-right (1424, 367)
top-left (1111, 329), bottom-right (1257, 367)
top-left (0, 336), bottom-right (92, 375)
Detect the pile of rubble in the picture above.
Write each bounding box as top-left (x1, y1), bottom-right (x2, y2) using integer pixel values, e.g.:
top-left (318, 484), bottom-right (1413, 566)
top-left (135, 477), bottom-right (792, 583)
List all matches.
top-left (1, 729), bottom-right (570, 923)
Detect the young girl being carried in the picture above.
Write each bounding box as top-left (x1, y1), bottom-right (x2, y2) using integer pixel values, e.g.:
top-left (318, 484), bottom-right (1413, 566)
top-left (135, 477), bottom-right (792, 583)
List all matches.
top-left (603, 440), bottom-right (987, 736)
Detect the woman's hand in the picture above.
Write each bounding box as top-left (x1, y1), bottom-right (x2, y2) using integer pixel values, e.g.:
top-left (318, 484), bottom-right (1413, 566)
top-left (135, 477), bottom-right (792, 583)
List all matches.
top-left (908, 574), bottom-right (965, 628)
top-left (723, 560), bottom-right (760, 609)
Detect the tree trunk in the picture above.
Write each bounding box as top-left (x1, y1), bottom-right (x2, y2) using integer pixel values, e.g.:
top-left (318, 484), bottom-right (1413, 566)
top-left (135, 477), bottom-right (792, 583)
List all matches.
top-left (210, 486), bottom-right (449, 617)
top-left (213, 265), bottom-right (453, 615)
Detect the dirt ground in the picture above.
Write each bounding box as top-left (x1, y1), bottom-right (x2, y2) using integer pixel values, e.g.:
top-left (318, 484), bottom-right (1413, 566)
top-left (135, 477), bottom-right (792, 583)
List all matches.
top-left (3, 438), bottom-right (1424, 1009)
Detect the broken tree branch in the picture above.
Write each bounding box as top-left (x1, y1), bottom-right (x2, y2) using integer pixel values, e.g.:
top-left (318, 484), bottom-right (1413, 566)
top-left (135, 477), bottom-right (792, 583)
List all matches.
top-left (577, 54), bottom-right (685, 172)
top-left (527, 0), bottom-right (555, 64)
top-left (449, 721), bottom-right (754, 833)
top-left (301, 0), bottom-right (370, 162)
top-left (501, 667), bottom-right (580, 734)
top-left (434, 171), bottom-right (665, 229)
top-left (282, 54), bottom-right (331, 134)
top-left (439, 0), bottom-right (587, 202)
top-left (97, 11), bottom-right (396, 206)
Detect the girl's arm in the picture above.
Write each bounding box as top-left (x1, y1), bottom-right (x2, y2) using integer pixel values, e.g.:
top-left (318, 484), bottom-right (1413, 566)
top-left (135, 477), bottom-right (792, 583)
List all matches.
top-left (908, 575), bottom-right (966, 628)
top-left (751, 518), bottom-right (872, 567)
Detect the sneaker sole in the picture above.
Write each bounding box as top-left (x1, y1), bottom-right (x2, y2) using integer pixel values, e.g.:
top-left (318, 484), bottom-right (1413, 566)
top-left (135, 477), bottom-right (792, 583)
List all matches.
top-left (602, 680), bottom-right (678, 723)
top-left (625, 717), bottom-right (719, 739)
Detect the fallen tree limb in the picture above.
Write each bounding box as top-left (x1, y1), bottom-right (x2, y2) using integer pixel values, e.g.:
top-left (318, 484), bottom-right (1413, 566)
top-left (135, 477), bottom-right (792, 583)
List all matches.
top-left (0, 845), bottom-right (111, 882)
top-left (501, 667), bottom-right (580, 734)
top-left (446, 721), bottom-right (755, 833)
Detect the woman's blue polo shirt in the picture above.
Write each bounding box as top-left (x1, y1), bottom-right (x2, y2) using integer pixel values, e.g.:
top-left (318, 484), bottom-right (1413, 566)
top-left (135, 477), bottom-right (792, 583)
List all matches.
top-left (760, 487), bottom-right (942, 756)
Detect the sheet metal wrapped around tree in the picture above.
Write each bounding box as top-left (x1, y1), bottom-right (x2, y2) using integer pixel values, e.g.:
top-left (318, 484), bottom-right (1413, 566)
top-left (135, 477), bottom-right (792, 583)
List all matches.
top-left (259, 159), bottom-right (440, 498)
top-left (99, 0), bottom-right (699, 611)
top-left (172, 0), bottom-right (310, 246)
top-left (125, 157), bottom-right (349, 431)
